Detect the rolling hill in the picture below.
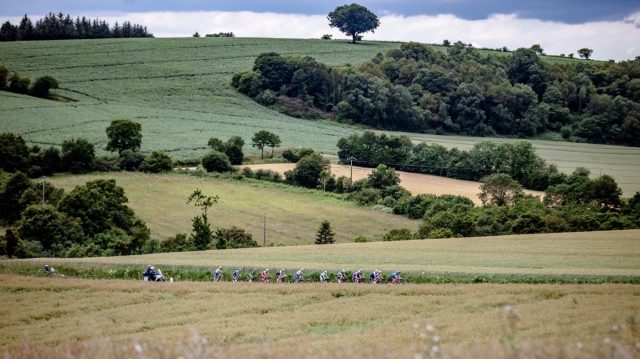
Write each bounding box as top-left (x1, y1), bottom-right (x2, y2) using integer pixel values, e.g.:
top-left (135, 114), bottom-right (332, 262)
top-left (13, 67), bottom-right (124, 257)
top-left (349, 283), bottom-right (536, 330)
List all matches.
top-left (1, 37), bottom-right (639, 195)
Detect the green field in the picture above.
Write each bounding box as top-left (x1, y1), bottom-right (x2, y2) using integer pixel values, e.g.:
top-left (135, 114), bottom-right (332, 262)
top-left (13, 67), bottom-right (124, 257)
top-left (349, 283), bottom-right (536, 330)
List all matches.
top-left (1, 37), bottom-right (639, 195)
top-left (49, 172), bottom-right (420, 245)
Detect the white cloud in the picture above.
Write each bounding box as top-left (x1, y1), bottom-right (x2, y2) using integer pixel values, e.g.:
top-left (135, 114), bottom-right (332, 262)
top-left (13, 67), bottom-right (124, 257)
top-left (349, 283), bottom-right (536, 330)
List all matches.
top-left (4, 10), bottom-right (639, 60)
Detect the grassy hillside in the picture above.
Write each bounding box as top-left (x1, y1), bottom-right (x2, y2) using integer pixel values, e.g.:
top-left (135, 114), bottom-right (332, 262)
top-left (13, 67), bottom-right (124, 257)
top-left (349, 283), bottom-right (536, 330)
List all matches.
top-left (24, 228), bottom-right (640, 277)
top-left (1, 275), bottom-right (638, 357)
top-left (1, 37), bottom-right (639, 195)
top-left (49, 172), bottom-right (420, 245)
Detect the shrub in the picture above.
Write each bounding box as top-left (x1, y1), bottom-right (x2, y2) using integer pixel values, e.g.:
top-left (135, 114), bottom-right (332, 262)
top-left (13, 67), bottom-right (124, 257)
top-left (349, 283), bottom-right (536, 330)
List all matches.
top-left (428, 228), bottom-right (454, 239)
top-left (214, 226), bottom-right (258, 249)
top-left (349, 188), bottom-right (381, 206)
top-left (354, 235), bottom-right (368, 243)
top-left (119, 149), bottom-right (145, 171)
top-left (161, 233), bottom-right (190, 252)
top-left (30, 76), bottom-right (59, 98)
top-left (202, 151), bottom-right (232, 172)
top-left (140, 151), bottom-right (173, 173)
top-left (61, 138), bottom-right (95, 173)
top-left (382, 228), bottom-right (414, 241)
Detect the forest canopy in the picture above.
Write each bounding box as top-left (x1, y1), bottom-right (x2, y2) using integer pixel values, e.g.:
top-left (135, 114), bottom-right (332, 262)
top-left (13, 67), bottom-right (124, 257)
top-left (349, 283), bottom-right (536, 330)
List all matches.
top-left (232, 43), bottom-right (640, 147)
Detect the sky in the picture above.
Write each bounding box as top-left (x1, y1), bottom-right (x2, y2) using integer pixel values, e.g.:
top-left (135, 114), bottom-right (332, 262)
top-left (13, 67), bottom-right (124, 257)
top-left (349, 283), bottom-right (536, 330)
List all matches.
top-left (1, 0), bottom-right (639, 60)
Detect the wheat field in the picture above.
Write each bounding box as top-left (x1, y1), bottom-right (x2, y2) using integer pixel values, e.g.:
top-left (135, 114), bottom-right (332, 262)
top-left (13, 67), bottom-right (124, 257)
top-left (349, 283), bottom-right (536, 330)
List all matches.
top-left (0, 274), bottom-right (638, 358)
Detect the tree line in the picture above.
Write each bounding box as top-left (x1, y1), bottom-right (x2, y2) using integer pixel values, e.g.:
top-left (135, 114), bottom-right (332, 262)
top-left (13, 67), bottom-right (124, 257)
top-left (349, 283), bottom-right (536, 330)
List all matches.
top-left (0, 13), bottom-right (152, 41)
top-left (337, 131), bottom-right (558, 190)
top-left (232, 44), bottom-right (640, 147)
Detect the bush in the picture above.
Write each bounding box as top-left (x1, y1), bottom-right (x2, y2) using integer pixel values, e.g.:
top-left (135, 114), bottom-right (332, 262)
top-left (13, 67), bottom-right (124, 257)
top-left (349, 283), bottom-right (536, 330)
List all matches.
top-left (119, 150), bottom-right (145, 171)
top-left (282, 148), bottom-right (314, 163)
top-left (349, 188), bottom-right (381, 206)
top-left (202, 151), bottom-right (232, 172)
top-left (30, 76), bottom-right (59, 98)
top-left (161, 233), bottom-right (190, 252)
top-left (428, 228), bottom-right (454, 239)
top-left (62, 138), bottom-right (95, 173)
top-left (285, 153), bottom-right (329, 188)
top-left (140, 151), bottom-right (173, 173)
top-left (93, 156), bottom-right (120, 172)
top-left (382, 228), bottom-right (414, 241)
top-left (214, 226), bottom-right (258, 249)
top-left (354, 235), bottom-right (368, 243)
top-left (8, 72), bottom-right (30, 94)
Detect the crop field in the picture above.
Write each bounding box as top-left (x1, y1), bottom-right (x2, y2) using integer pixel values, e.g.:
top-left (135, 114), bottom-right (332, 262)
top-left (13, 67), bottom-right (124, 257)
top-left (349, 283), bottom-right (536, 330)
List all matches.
top-left (398, 132), bottom-right (640, 197)
top-left (1, 37), bottom-right (639, 195)
top-left (245, 163), bottom-right (544, 204)
top-left (49, 172), bottom-right (420, 245)
top-left (0, 274), bottom-right (638, 358)
top-left (18, 229), bottom-right (640, 277)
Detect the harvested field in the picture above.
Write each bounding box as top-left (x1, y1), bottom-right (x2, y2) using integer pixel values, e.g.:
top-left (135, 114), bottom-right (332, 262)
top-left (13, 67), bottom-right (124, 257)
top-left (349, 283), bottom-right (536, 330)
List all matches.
top-left (244, 163), bottom-right (544, 204)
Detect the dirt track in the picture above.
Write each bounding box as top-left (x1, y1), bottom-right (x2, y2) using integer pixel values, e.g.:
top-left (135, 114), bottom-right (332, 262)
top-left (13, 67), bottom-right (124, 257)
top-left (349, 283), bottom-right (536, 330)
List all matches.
top-left (244, 163), bottom-right (543, 205)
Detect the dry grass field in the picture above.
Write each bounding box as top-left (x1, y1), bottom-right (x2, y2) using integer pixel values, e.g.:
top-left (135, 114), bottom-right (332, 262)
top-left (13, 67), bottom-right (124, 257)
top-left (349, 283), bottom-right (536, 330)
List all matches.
top-left (245, 163), bottom-right (544, 204)
top-left (49, 172), bottom-right (420, 245)
top-left (1, 274), bottom-right (638, 358)
top-left (25, 229), bottom-right (640, 277)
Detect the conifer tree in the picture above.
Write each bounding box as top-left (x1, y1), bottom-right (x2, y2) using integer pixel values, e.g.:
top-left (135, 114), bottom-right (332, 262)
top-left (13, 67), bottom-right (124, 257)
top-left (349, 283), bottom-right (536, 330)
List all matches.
top-left (315, 220), bottom-right (335, 244)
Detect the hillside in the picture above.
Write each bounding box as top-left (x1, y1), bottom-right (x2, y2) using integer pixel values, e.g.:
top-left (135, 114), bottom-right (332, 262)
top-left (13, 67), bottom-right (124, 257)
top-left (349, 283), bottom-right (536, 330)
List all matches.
top-left (49, 172), bottom-right (420, 245)
top-left (1, 37), bottom-right (639, 195)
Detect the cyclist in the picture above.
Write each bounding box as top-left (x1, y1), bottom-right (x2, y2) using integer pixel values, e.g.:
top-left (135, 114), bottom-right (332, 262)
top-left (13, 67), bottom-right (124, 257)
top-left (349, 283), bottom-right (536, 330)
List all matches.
top-left (294, 268), bottom-right (304, 283)
top-left (260, 268), bottom-right (270, 283)
top-left (213, 266), bottom-right (223, 282)
top-left (319, 270), bottom-right (328, 283)
top-left (233, 268), bottom-right (241, 282)
top-left (336, 270), bottom-right (346, 283)
top-left (276, 268), bottom-right (286, 283)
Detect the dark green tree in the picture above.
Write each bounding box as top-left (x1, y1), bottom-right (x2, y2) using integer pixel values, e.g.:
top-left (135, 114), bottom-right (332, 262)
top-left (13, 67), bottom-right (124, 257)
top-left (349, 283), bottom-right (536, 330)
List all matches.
top-left (224, 136), bottom-right (245, 165)
top-left (214, 226), bottom-right (258, 249)
top-left (3, 229), bottom-right (18, 258)
top-left (30, 76), bottom-right (59, 98)
top-left (328, 3), bottom-right (380, 44)
top-left (315, 220), bottom-right (335, 244)
top-left (578, 48), bottom-right (593, 60)
top-left (366, 164), bottom-right (400, 189)
top-left (202, 151), bottom-right (232, 172)
top-left (105, 119), bottom-right (142, 154)
top-left (57, 179), bottom-right (139, 237)
top-left (0, 65), bottom-right (8, 89)
top-left (187, 189), bottom-right (218, 250)
top-left (139, 151), bottom-right (172, 173)
top-left (0, 132), bottom-right (30, 172)
top-left (267, 132), bottom-right (281, 158)
top-left (479, 173), bottom-right (524, 206)
top-left (0, 171), bottom-right (31, 222)
top-left (8, 72), bottom-right (30, 94)
top-left (18, 204), bottom-right (84, 253)
top-left (62, 138), bottom-right (95, 173)
top-left (118, 149), bottom-right (145, 171)
top-left (285, 152), bottom-right (330, 188)
top-left (252, 130), bottom-right (275, 159)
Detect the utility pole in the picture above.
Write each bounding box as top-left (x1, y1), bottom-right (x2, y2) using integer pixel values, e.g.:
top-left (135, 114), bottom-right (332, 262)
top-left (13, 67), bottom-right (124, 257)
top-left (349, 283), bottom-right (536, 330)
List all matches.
top-left (347, 156), bottom-right (356, 185)
top-left (263, 214), bottom-right (266, 246)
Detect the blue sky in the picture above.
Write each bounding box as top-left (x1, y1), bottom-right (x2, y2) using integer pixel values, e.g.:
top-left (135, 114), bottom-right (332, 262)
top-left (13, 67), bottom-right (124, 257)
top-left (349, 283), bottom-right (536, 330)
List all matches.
top-left (2, 0), bottom-right (639, 23)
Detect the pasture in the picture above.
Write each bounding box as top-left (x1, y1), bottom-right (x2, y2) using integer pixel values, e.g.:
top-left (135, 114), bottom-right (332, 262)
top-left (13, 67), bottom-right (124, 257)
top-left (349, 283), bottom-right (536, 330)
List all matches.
top-left (0, 274), bottom-right (638, 358)
top-left (19, 229), bottom-right (640, 277)
top-left (48, 172), bottom-right (420, 245)
top-left (1, 37), bottom-right (639, 195)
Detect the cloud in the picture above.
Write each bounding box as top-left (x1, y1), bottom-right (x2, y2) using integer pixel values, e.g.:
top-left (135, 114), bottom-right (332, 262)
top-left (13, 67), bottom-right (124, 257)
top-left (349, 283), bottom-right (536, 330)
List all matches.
top-left (3, 10), bottom-right (639, 60)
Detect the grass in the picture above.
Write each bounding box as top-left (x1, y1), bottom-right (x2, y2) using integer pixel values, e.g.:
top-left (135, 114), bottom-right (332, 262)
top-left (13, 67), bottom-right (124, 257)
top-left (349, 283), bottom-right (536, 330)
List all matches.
top-left (0, 274), bottom-right (638, 357)
top-left (48, 172), bottom-right (420, 245)
top-left (1, 37), bottom-right (638, 195)
top-left (10, 228), bottom-right (640, 277)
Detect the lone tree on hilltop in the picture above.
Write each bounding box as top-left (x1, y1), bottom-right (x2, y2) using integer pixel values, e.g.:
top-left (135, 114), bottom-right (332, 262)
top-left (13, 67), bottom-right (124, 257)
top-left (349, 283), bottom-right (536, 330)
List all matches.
top-left (578, 48), bottom-right (593, 60)
top-left (328, 3), bottom-right (380, 44)
top-left (530, 44), bottom-right (544, 55)
top-left (106, 119), bottom-right (142, 154)
top-left (315, 220), bottom-right (335, 244)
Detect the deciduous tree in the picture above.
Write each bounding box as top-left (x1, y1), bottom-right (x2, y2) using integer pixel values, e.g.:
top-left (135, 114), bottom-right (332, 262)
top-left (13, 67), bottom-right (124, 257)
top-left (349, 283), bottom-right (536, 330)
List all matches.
top-left (328, 3), bottom-right (380, 44)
